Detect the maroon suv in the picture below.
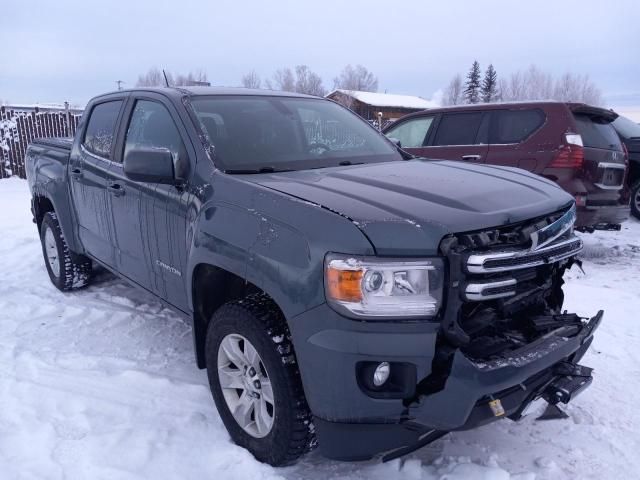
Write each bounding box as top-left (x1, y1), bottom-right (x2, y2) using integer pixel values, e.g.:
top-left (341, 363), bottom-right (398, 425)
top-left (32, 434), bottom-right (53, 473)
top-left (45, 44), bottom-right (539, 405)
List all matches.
top-left (383, 101), bottom-right (630, 230)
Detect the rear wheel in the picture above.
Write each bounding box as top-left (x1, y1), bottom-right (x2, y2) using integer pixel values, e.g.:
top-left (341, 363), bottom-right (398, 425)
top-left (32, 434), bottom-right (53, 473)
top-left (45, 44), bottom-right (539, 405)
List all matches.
top-left (631, 180), bottom-right (640, 220)
top-left (40, 212), bottom-right (92, 291)
top-left (205, 294), bottom-right (315, 466)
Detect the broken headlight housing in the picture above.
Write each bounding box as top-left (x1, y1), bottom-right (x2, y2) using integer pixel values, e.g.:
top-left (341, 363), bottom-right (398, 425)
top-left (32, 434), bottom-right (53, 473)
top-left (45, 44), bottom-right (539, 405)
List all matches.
top-left (324, 254), bottom-right (444, 318)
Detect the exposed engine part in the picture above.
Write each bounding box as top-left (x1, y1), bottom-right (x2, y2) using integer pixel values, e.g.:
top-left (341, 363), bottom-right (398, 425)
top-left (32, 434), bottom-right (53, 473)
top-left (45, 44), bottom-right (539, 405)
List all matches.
top-left (415, 206), bottom-right (584, 400)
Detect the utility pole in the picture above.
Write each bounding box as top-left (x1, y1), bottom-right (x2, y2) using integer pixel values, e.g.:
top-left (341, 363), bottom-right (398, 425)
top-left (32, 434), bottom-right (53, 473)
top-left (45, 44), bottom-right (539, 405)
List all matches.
top-left (116, 80), bottom-right (124, 91)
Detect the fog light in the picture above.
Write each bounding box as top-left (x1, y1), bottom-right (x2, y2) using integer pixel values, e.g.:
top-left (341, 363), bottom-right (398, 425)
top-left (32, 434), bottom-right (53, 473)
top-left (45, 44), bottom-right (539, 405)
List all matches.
top-left (373, 362), bottom-right (390, 387)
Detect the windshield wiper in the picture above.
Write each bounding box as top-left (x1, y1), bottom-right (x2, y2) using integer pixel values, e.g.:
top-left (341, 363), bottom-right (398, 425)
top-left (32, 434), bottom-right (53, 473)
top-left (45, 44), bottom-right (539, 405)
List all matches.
top-left (225, 166), bottom-right (294, 174)
top-left (338, 160), bottom-right (364, 166)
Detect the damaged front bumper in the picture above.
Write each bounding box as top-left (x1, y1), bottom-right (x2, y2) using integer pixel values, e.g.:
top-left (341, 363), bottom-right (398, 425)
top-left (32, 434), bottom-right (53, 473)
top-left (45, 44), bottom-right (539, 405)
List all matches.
top-left (290, 304), bottom-right (602, 462)
top-left (411, 310), bottom-right (601, 432)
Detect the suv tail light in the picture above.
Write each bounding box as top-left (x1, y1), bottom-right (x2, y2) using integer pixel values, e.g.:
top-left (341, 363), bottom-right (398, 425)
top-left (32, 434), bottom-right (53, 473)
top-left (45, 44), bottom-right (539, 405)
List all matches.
top-left (550, 133), bottom-right (584, 168)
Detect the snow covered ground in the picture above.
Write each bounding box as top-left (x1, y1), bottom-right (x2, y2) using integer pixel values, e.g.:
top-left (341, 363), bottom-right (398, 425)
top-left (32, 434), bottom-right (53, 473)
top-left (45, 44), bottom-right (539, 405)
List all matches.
top-left (1, 176), bottom-right (639, 480)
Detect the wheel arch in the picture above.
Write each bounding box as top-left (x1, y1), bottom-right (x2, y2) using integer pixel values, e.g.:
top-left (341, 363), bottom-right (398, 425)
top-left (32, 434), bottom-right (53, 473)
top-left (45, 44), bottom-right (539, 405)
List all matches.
top-left (191, 262), bottom-right (286, 368)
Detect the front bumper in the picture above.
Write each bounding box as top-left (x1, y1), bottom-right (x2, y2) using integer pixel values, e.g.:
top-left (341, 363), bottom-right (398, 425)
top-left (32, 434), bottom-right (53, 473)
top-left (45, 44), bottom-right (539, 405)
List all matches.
top-left (289, 304), bottom-right (602, 461)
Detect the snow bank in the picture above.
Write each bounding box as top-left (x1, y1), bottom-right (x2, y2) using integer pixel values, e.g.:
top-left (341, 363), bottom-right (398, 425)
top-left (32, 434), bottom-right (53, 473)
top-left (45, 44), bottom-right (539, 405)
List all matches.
top-left (0, 177), bottom-right (639, 479)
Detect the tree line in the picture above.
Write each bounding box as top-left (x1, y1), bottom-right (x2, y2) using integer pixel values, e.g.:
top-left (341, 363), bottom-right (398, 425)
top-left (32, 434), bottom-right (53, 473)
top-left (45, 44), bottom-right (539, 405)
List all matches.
top-left (444, 61), bottom-right (602, 106)
top-left (136, 64), bottom-right (379, 97)
top-left (135, 62), bottom-right (603, 107)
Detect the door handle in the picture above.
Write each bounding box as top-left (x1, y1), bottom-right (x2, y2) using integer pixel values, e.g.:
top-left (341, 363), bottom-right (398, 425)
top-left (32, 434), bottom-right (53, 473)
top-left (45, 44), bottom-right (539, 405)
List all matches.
top-left (108, 183), bottom-right (125, 197)
top-left (461, 155), bottom-right (481, 161)
top-left (70, 168), bottom-right (83, 179)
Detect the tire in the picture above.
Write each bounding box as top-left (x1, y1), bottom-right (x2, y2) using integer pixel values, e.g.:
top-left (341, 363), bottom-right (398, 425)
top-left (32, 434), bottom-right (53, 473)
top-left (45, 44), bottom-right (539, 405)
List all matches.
top-left (40, 211), bottom-right (92, 291)
top-left (205, 293), bottom-right (315, 466)
top-left (631, 180), bottom-right (640, 220)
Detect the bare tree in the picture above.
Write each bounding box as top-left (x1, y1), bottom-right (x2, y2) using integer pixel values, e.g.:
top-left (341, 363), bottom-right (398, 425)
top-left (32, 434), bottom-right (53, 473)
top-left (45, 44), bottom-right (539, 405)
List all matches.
top-left (136, 67), bottom-right (166, 87)
top-left (266, 65), bottom-right (326, 95)
top-left (444, 74), bottom-right (463, 105)
top-left (136, 67), bottom-right (208, 87)
top-left (523, 65), bottom-right (553, 100)
top-left (499, 70), bottom-right (525, 101)
top-left (267, 68), bottom-right (296, 92)
top-left (553, 73), bottom-right (602, 105)
top-left (294, 65), bottom-right (326, 96)
top-left (241, 70), bottom-right (262, 89)
top-left (174, 70), bottom-right (208, 86)
top-left (333, 64), bottom-right (378, 92)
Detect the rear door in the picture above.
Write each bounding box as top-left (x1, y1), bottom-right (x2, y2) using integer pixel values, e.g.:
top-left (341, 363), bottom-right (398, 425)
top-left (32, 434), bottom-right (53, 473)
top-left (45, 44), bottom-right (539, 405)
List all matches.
top-left (485, 108), bottom-right (547, 172)
top-left (573, 111), bottom-right (626, 196)
top-left (69, 98), bottom-right (125, 264)
top-left (419, 111), bottom-right (489, 163)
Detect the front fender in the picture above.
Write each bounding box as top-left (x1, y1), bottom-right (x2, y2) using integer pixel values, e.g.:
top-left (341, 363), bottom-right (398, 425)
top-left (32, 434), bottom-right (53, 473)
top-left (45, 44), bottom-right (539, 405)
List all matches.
top-left (185, 171), bottom-right (375, 321)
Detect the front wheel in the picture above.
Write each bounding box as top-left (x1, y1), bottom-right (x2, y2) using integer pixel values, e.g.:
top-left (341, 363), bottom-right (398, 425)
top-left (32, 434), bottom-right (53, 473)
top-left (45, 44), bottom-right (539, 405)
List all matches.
top-left (205, 294), bottom-right (315, 466)
top-left (631, 180), bottom-right (640, 220)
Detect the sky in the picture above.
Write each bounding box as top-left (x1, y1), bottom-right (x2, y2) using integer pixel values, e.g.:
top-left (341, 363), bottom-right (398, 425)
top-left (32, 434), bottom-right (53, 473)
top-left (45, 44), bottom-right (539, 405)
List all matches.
top-left (2, 0), bottom-right (639, 117)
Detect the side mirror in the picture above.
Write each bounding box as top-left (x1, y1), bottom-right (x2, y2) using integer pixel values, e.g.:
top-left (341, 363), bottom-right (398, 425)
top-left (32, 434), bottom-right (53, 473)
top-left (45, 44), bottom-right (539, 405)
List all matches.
top-left (124, 148), bottom-right (176, 184)
top-left (387, 137), bottom-right (402, 148)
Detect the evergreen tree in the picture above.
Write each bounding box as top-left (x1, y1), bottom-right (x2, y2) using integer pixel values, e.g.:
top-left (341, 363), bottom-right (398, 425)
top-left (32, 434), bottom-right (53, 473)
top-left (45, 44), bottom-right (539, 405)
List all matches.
top-left (464, 61), bottom-right (481, 104)
top-left (482, 64), bottom-right (498, 102)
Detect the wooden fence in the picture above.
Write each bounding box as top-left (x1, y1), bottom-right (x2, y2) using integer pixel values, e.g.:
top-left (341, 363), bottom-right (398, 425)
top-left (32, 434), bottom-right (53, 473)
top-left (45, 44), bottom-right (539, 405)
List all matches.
top-left (0, 104), bottom-right (83, 179)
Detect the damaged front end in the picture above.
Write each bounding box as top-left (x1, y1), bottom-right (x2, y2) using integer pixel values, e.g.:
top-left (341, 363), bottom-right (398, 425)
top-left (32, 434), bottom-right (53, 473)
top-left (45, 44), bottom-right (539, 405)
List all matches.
top-left (403, 204), bottom-right (601, 438)
top-left (310, 204), bottom-right (603, 463)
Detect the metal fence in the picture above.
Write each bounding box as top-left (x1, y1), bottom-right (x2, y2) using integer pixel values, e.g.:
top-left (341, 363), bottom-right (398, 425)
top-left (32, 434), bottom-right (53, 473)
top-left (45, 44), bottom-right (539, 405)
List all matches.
top-left (0, 104), bottom-right (83, 179)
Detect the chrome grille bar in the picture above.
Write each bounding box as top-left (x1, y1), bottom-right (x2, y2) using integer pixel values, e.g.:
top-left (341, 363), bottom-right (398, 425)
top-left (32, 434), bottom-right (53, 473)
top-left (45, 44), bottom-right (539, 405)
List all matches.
top-left (466, 237), bottom-right (583, 274)
top-left (465, 278), bottom-right (517, 301)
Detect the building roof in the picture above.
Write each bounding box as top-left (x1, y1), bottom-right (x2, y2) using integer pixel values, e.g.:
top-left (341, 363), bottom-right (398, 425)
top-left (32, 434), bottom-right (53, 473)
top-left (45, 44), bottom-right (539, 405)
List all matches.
top-left (327, 89), bottom-right (437, 110)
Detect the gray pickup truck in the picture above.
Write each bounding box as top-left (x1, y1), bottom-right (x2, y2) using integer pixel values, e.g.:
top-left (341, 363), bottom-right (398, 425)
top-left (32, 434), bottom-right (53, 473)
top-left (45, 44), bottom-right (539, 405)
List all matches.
top-left (26, 87), bottom-right (602, 466)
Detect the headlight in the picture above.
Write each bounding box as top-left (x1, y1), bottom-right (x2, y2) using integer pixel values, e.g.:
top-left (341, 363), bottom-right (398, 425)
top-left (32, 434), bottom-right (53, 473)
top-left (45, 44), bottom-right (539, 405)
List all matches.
top-left (324, 254), bottom-right (444, 318)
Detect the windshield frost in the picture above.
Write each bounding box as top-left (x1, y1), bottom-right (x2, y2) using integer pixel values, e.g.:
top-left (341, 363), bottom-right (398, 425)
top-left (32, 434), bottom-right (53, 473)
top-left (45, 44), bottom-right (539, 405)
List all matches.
top-left (191, 96), bottom-right (401, 172)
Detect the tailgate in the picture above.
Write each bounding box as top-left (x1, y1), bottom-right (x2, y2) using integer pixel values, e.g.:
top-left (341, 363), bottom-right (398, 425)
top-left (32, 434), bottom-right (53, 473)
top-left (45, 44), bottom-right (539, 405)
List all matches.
top-left (572, 111), bottom-right (626, 192)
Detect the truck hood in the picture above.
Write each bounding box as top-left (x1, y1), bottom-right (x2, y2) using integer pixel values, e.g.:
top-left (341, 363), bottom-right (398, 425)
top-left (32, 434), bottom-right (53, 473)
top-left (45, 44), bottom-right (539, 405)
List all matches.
top-left (244, 159), bottom-right (574, 255)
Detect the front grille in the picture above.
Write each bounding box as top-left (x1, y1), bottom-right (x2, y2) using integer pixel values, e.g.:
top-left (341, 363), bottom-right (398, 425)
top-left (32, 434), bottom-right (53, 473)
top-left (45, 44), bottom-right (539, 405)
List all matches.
top-left (466, 237), bottom-right (583, 274)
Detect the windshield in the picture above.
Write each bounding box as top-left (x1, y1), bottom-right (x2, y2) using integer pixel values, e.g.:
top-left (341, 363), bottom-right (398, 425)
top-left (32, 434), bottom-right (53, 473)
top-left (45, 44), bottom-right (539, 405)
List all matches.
top-left (612, 115), bottom-right (640, 139)
top-left (191, 95), bottom-right (401, 172)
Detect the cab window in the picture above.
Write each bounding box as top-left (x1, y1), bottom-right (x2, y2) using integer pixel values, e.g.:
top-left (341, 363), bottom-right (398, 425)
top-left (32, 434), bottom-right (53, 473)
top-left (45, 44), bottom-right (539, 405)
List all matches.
top-left (83, 100), bottom-right (122, 159)
top-left (124, 100), bottom-right (185, 161)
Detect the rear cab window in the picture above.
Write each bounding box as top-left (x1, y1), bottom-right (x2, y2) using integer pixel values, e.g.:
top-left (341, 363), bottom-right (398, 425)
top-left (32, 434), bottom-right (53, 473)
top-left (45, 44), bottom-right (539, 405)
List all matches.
top-left (490, 109), bottom-right (545, 144)
top-left (82, 100), bottom-right (123, 159)
top-left (573, 114), bottom-right (623, 151)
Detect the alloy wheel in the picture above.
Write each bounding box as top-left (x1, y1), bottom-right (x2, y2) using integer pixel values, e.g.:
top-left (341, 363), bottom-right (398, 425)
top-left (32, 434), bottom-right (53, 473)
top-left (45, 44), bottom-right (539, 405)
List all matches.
top-left (217, 333), bottom-right (275, 438)
top-left (44, 227), bottom-right (60, 278)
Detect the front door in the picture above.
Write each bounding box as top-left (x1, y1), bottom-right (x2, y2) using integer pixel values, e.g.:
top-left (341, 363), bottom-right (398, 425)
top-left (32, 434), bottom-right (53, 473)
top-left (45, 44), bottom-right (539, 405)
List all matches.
top-left (69, 99), bottom-right (124, 264)
top-left (110, 97), bottom-right (192, 310)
